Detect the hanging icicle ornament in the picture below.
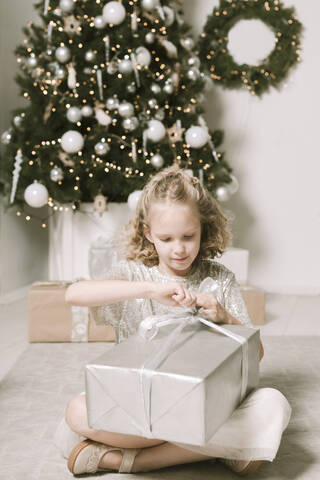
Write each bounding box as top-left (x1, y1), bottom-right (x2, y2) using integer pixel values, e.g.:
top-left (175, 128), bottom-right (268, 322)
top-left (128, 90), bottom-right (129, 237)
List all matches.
top-left (131, 141), bottom-right (137, 163)
top-left (67, 64), bottom-right (77, 89)
top-left (143, 129), bottom-right (148, 156)
top-left (96, 69), bottom-right (103, 100)
top-left (10, 149), bottom-right (23, 204)
top-left (130, 53), bottom-right (141, 87)
top-left (47, 21), bottom-right (53, 42)
top-left (44, 0), bottom-right (50, 16)
top-left (104, 36), bottom-right (110, 64)
top-left (131, 8), bottom-right (138, 32)
top-left (198, 169), bottom-right (204, 185)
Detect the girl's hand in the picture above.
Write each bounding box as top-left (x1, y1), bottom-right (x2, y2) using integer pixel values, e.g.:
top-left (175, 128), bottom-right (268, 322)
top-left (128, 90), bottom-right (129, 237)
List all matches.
top-left (151, 283), bottom-right (197, 308)
top-left (195, 292), bottom-right (229, 324)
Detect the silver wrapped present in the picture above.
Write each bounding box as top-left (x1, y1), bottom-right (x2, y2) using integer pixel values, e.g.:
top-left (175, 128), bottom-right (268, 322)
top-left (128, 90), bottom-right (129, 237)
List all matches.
top-left (85, 311), bottom-right (260, 446)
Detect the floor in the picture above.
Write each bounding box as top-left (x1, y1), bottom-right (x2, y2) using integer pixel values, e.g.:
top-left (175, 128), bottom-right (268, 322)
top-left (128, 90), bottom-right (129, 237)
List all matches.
top-left (0, 292), bottom-right (320, 480)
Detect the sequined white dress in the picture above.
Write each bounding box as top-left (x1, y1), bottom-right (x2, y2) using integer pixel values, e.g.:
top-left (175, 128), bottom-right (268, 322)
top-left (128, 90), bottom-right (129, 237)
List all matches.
top-left (55, 259), bottom-right (291, 462)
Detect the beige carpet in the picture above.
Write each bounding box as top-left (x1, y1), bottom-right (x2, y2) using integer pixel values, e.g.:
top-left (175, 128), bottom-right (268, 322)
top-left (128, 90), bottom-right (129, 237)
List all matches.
top-left (1, 337), bottom-right (319, 480)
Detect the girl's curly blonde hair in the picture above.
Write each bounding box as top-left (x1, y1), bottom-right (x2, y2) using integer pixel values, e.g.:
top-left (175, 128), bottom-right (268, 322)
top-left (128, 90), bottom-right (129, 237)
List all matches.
top-left (123, 165), bottom-right (231, 267)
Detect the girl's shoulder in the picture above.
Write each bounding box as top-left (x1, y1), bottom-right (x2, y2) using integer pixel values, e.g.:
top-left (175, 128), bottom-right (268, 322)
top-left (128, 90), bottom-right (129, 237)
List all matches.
top-left (199, 259), bottom-right (235, 284)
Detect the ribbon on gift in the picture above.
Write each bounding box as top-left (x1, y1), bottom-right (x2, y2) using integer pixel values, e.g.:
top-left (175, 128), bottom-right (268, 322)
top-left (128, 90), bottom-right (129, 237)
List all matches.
top-left (138, 304), bottom-right (248, 438)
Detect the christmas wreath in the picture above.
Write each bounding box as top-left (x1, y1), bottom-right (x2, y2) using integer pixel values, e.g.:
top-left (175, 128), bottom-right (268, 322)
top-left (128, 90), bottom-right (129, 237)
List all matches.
top-left (198, 0), bottom-right (303, 96)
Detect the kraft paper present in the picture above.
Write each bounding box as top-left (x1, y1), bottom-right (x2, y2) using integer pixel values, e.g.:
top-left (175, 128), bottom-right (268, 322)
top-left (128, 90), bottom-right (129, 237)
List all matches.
top-left (86, 321), bottom-right (260, 446)
top-left (28, 282), bottom-right (115, 342)
top-left (240, 286), bottom-right (265, 326)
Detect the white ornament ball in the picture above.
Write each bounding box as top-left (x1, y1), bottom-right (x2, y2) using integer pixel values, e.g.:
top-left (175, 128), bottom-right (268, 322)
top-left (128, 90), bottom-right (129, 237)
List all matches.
top-left (151, 153), bottom-right (164, 169)
top-left (187, 67), bottom-right (200, 81)
top-left (27, 56), bottom-right (38, 68)
top-left (185, 126), bottom-right (209, 149)
top-left (180, 37), bottom-right (195, 51)
top-left (106, 96), bottom-right (119, 110)
top-left (128, 190), bottom-right (142, 211)
top-left (81, 105), bottom-right (93, 117)
top-left (95, 109), bottom-right (112, 126)
top-left (145, 32), bottom-right (155, 44)
top-left (136, 47), bottom-right (151, 67)
top-left (107, 61), bottom-right (118, 74)
top-left (103, 1), bottom-right (126, 25)
top-left (59, 0), bottom-right (74, 13)
top-left (122, 117), bottom-right (139, 131)
top-left (55, 46), bottom-right (71, 63)
top-left (24, 181), bottom-right (49, 208)
top-left (148, 98), bottom-right (158, 109)
top-left (13, 115), bottom-right (23, 128)
top-left (94, 142), bottom-right (110, 156)
top-left (118, 102), bottom-right (134, 118)
top-left (141, 0), bottom-right (159, 10)
top-left (163, 83), bottom-right (174, 94)
top-left (147, 120), bottom-right (166, 142)
top-left (94, 15), bottom-right (106, 29)
top-left (216, 186), bottom-right (231, 202)
top-left (66, 107), bottom-right (82, 123)
top-left (154, 109), bottom-right (165, 121)
top-left (56, 66), bottom-right (66, 79)
top-left (127, 82), bottom-right (136, 93)
top-left (151, 83), bottom-right (161, 95)
top-left (1, 130), bottom-right (13, 145)
top-left (61, 130), bottom-right (84, 153)
top-left (228, 175), bottom-right (239, 194)
top-left (50, 166), bottom-right (64, 182)
top-left (118, 59), bottom-right (133, 74)
top-left (85, 50), bottom-right (96, 63)
top-left (188, 56), bottom-right (201, 69)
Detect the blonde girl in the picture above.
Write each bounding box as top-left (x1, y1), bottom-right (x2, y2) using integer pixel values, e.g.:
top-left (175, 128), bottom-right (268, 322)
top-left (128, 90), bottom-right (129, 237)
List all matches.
top-left (55, 166), bottom-right (291, 476)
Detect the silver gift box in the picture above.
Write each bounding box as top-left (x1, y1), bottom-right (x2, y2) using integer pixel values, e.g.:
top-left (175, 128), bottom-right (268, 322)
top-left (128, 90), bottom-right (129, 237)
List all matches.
top-left (85, 323), bottom-right (260, 446)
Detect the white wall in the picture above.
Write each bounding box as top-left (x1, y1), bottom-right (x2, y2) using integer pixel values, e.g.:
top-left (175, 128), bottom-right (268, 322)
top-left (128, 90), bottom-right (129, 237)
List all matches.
top-left (0, 1), bottom-right (48, 298)
top-left (0, 1), bottom-right (319, 294)
top-left (184, 0), bottom-right (320, 293)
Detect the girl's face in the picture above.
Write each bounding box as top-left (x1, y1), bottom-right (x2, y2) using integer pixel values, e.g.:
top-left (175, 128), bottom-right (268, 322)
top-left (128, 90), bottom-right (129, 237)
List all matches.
top-left (145, 200), bottom-right (201, 277)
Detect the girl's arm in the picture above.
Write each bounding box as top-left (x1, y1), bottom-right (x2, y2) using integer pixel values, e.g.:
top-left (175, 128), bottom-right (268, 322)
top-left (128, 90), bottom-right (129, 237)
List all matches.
top-left (65, 279), bottom-right (192, 308)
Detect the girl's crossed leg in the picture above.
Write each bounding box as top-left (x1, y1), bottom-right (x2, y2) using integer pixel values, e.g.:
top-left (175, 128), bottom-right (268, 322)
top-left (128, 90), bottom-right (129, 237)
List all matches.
top-left (65, 393), bottom-right (262, 475)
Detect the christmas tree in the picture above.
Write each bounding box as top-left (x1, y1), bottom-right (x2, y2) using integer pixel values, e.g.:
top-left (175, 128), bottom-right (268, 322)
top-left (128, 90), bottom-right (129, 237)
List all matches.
top-left (1, 0), bottom-right (237, 223)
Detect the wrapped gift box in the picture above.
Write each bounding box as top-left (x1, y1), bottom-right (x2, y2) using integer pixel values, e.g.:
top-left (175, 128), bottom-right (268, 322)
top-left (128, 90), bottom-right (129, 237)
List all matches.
top-left (28, 282), bottom-right (114, 342)
top-left (86, 323), bottom-right (260, 446)
top-left (240, 286), bottom-right (265, 326)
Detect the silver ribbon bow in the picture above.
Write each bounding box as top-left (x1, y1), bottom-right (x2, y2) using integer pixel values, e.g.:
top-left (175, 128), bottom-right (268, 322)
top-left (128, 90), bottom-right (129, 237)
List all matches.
top-left (138, 306), bottom-right (248, 438)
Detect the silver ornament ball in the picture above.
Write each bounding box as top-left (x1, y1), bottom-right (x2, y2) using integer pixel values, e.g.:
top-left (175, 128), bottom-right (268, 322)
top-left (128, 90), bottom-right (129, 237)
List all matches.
top-left (122, 117), bottom-right (139, 131)
top-left (1, 130), bottom-right (12, 145)
top-left (95, 142), bottom-right (110, 156)
top-left (85, 50), bottom-right (96, 63)
top-left (94, 15), bottom-right (106, 29)
top-left (55, 46), bottom-right (71, 63)
top-left (136, 47), bottom-right (151, 67)
top-left (59, 0), bottom-right (74, 13)
top-left (118, 102), bottom-right (134, 118)
top-left (127, 82), bottom-right (136, 93)
top-left (81, 105), bottom-right (93, 117)
top-left (56, 66), bottom-right (66, 79)
top-left (50, 166), bottom-right (64, 182)
top-left (163, 83), bottom-right (174, 94)
top-left (106, 96), bottom-right (119, 110)
top-left (24, 181), bottom-right (49, 208)
top-left (27, 56), bottom-right (38, 68)
top-left (188, 56), bottom-right (201, 68)
top-left (102, 1), bottom-right (126, 25)
top-left (141, 0), bottom-right (159, 11)
top-left (181, 37), bottom-right (195, 51)
top-left (151, 153), bottom-right (164, 169)
top-left (187, 67), bottom-right (200, 81)
top-left (118, 59), bottom-right (133, 74)
top-left (148, 98), bottom-right (158, 109)
top-left (145, 32), bottom-right (155, 44)
top-left (151, 83), bottom-right (161, 95)
top-left (216, 186), bottom-right (231, 202)
top-left (66, 107), bottom-right (82, 123)
top-left (13, 115), bottom-right (23, 128)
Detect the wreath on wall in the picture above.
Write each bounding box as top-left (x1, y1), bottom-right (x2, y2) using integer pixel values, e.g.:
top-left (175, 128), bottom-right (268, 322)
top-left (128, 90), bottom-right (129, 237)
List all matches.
top-left (198, 0), bottom-right (303, 97)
